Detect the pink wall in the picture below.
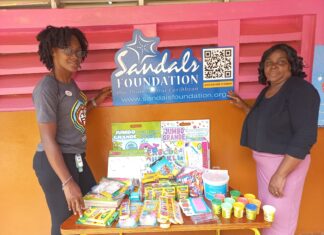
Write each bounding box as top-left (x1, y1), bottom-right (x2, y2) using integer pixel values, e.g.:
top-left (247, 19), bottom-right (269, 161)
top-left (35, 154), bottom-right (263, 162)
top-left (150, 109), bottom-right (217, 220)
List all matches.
top-left (0, 1), bottom-right (324, 235)
top-left (0, 0), bottom-right (323, 111)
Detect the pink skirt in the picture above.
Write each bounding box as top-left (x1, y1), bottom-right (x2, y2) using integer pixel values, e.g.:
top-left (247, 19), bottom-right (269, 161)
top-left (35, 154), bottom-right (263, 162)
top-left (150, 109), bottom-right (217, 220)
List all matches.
top-left (252, 151), bottom-right (310, 235)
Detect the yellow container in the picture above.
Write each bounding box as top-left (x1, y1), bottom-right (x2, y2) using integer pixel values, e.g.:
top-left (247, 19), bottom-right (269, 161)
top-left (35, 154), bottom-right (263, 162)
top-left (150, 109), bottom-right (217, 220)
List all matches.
top-left (233, 202), bottom-right (245, 218)
top-left (224, 197), bottom-right (235, 205)
top-left (215, 193), bottom-right (225, 202)
top-left (246, 203), bottom-right (257, 220)
top-left (250, 198), bottom-right (261, 214)
top-left (212, 198), bottom-right (222, 215)
top-left (237, 196), bottom-right (249, 205)
top-left (221, 202), bottom-right (232, 219)
top-left (230, 190), bottom-right (241, 201)
top-left (244, 193), bottom-right (256, 203)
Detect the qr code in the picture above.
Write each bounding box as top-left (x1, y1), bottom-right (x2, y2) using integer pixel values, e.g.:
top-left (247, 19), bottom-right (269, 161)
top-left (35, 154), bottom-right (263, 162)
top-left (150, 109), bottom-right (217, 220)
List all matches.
top-left (203, 47), bottom-right (234, 81)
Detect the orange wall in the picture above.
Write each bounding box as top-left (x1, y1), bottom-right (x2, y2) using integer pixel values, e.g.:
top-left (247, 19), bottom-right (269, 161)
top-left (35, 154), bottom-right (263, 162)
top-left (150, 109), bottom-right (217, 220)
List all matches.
top-left (1, 100), bottom-right (323, 235)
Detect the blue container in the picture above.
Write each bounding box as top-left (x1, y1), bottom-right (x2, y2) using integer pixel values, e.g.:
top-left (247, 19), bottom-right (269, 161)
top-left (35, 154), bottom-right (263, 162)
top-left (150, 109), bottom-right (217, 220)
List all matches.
top-left (202, 170), bottom-right (229, 201)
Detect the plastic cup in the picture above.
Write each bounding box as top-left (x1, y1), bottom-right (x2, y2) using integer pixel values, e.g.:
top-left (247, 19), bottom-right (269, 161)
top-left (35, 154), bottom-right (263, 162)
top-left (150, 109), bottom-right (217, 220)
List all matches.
top-left (244, 193), bottom-right (256, 203)
top-left (230, 190), bottom-right (241, 200)
top-left (237, 197), bottom-right (249, 205)
top-left (263, 205), bottom-right (276, 222)
top-left (246, 203), bottom-right (257, 220)
top-left (250, 198), bottom-right (261, 214)
top-left (212, 198), bottom-right (222, 215)
top-left (215, 193), bottom-right (225, 202)
top-left (224, 197), bottom-right (236, 205)
top-left (233, 202), bottom-right (245, 218)
top-left (221, 202), bottom-right (233, 219)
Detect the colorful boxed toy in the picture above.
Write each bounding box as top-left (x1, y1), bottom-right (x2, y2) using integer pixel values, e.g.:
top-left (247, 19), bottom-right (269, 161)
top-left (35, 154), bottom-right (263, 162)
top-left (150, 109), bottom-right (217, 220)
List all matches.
top-left (112, 122), bottom-right (162, 156)
top-left (77, 207), bottom-right (117, 226)
top-left (161, 120), bottom-right (210, 168)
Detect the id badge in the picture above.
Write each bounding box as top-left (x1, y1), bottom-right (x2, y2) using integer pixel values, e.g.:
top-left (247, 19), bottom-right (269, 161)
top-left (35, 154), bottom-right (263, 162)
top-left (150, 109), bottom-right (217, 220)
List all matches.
top-left (75, 154), bottom-right (83, 173)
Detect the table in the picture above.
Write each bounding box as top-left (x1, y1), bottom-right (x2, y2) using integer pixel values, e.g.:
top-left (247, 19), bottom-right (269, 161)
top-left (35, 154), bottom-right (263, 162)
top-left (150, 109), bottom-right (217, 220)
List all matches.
top-left (61, 210), bottom-right (271, 235)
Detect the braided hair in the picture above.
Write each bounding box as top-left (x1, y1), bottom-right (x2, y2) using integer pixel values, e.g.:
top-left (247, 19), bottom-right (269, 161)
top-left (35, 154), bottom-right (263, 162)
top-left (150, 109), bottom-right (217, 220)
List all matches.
top-left (258, 43), bottom-right (306, 85)
top-left (36, 25), bottom-right (88, 71)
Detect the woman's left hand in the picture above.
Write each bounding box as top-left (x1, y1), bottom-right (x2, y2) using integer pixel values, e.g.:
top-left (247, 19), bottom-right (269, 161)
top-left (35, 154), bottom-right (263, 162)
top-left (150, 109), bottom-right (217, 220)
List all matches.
top-left (268, 155), bottom-right (302, 198)
top-left (95, 87), bottom-right (112, 105)
top-left (268, 172), bottom-right (287, 197)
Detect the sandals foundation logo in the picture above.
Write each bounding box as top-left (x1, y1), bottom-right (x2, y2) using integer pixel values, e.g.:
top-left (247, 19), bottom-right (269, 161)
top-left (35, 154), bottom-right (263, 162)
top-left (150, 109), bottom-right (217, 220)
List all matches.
top-left (112, 30), bottom-right (234, 106)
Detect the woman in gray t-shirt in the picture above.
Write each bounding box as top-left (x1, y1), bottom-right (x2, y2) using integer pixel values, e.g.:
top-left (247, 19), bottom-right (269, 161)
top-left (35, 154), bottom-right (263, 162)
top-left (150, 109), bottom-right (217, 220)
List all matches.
top-left (32, 25), bottom-right (111, 235)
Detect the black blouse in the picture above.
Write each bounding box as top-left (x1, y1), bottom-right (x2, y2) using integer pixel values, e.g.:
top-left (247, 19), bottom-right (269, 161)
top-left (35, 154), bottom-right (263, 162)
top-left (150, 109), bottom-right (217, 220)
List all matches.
top-left (240, 77), bottom-right (320, 159)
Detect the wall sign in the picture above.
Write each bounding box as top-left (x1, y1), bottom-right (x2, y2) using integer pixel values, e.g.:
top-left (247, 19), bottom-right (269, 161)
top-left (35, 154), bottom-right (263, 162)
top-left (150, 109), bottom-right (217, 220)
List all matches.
top-left (311, 45), bottom-right (324, 127)
top-left (112, 30), bottom-right (234, 106)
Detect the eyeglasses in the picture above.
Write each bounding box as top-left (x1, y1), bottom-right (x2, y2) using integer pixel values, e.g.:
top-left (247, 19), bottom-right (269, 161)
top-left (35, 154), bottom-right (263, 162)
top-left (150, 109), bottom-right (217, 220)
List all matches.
top-left (61, 47), bottom-right (86, 59)
top-left (265, 59), bottom-right (289, 67)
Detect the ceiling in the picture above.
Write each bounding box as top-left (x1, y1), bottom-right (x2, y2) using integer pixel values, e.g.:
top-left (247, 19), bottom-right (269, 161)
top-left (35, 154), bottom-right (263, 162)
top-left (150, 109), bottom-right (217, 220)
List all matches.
top-left (0, 0), bottom-right (259, 8)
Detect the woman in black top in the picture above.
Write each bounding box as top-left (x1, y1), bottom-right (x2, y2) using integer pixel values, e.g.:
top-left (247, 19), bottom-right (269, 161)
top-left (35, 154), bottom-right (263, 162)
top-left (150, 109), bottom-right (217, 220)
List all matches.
top-left (228, 43), bottom-right (320, 235)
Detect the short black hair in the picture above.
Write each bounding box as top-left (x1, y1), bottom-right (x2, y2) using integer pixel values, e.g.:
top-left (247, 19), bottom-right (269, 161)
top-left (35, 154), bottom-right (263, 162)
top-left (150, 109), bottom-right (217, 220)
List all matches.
top-left (258, 43), bottom-right (306, 84)
top-left (36, 25), bottom-right (88, 70)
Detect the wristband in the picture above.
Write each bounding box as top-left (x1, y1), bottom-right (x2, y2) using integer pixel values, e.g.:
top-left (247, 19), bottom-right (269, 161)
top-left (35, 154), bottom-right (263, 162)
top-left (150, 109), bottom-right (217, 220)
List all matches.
top-left (91, 98), bottom-right (97, 107)
top-left (62, 176), bottom-right (73, 190)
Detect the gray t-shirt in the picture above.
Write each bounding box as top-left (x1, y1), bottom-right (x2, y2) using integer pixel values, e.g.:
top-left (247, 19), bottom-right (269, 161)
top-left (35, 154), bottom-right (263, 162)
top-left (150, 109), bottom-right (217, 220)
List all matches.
top-left (33, 75), bottom-right (87, 153)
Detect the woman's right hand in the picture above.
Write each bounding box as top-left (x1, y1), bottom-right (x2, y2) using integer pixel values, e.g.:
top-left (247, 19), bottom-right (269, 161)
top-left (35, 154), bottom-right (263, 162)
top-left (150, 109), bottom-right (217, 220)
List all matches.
top-left (63, 180), bottom-right (84, 216)
top-left (227, 91), bottom-right (251, 113)
top-left (38, 122), bottom-right (85, 216)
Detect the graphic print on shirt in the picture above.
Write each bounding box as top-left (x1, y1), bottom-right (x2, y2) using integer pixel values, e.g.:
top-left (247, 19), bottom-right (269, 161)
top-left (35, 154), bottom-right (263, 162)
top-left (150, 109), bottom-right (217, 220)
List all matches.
top-left (70, 91), bottom-right (87, 134)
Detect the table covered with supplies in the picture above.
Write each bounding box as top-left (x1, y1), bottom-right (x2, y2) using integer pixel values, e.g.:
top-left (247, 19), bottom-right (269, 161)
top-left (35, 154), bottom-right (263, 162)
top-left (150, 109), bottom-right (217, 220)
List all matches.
top-left (61, 210), bottom-right (271, 235)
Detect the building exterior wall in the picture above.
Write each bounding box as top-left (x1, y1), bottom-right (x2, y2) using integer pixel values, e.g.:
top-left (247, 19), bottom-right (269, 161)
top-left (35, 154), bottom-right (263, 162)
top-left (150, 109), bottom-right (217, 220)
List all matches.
top-left (0, 0), bottom-right (323, 234)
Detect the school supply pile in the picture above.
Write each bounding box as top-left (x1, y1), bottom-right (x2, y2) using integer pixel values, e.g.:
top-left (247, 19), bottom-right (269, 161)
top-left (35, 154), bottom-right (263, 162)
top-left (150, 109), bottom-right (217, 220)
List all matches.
top-left (75, 119), bottom-right (277, 229)
top-left (83, 178), bottom-right (132, 209)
